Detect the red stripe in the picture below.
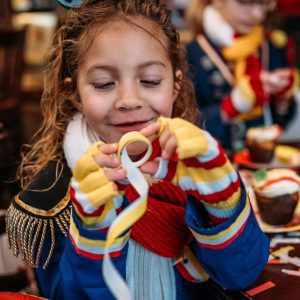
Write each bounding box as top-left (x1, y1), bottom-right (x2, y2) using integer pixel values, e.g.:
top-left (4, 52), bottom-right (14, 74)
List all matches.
top-left (245, 55), bottom-right (267, 105)
top-left (116, 206), bottom-right (123, 215)
top-left (183, 143), bottom-right (226, 169)
top-left (70, 187), bottom-right (105, 217)
top-left (69, 233), bottom-right (123, 260)
top-left (175, 262), bottom-right (202, 283)
top-left (221, 95), bottom-right (240, 118)
top-left (258, 176), bottom-right (300, 190)
top-left (197, 214), bottom-right (249, 249)
top-left (208, 214), bottom-right (228, 225)
top-left (98, 227), bottom-right (109, 232)
top-left (188, 177), bottom-right (241, 204)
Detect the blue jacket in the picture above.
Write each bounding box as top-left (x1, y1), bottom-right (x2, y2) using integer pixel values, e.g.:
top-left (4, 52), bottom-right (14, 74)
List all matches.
top-left (6, 160), bottom-right (269, 299)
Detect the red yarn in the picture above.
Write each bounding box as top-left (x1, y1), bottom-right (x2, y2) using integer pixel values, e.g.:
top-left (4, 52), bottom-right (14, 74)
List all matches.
top-left (125, 181), bottom-right (193, 258)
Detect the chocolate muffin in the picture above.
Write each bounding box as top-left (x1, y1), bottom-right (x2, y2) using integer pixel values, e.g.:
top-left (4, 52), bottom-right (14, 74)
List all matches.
top-left (253, 169), bottom-right (300, 226)
top-left (246, 125), bottom-right (282, 163)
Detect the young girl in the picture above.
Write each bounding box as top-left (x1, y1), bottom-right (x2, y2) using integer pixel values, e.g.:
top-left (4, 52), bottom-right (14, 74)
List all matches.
top-left (185, 0), bottom-right (299, 151)
top-left (6, 1), bottom-right (269, 299)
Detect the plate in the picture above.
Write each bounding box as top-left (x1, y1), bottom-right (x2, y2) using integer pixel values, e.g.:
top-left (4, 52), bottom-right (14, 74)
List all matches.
top-left (233, 149), bottom-right (299, 170)
top-left (239, 171), bottom-right (300, 233)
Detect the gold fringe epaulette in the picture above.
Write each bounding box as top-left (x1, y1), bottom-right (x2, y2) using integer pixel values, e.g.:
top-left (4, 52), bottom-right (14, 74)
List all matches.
top-left (6, 193), bottom-right (71, 269)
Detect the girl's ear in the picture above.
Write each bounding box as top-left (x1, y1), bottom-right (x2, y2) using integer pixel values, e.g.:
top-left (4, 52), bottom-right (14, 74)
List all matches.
top-left (70, 91), bottom-right (82, 111)
top-left (63, 77), bottom-right (82, 111)
top-left (173, 70), bottom-right (183, 102)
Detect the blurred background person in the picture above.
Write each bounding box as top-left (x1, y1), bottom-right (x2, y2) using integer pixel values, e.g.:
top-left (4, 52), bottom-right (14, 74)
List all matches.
top-left (185, 0), bottom-right (299, 152)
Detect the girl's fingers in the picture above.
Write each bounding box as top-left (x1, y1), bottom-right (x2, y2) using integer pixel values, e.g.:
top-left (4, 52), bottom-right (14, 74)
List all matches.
top-left (93, 153), bottom-right (121, 169)
top-left (159, 128), bottom-right (172, 149)
top-left (105, 168), bottom-right (127, 182)
top-left (161, 136), bottom-right (177, 159)
top-left (140, 121), bottom-right (160, 137)
top-left (98, 143), bottom-right (118, 155)
top-left (160, 129), bottom-right (177, 159)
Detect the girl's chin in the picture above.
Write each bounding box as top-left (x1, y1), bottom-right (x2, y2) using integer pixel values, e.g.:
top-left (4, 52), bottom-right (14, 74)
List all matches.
top-left (236, 24), bottom-right (257, 35)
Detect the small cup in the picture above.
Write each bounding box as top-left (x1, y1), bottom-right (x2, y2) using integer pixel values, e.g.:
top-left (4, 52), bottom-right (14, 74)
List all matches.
top-left (255, 191), bottom-right (299, 225)
top-left (246, 125), bottom-right (282, 163)
top-left (253, 168), bottom-right (300, 226)
top-left (247, 140), bottom-right (275, 163)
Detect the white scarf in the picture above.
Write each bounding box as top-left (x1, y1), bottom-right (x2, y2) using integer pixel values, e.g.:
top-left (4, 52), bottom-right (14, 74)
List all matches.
top-left (63, 112), bottom-right (176, 300)
top-left (203, 5), bottom-right (234, 47)
top-left (63, 112), bottom-right (98, 170)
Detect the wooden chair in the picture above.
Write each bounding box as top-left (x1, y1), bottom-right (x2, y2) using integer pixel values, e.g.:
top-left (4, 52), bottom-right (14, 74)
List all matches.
top-left (0, 26), bottom-right (27, 209)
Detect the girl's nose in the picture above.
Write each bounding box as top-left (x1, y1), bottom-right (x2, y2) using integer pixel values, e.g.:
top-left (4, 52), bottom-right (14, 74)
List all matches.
top-left (114, 85), bottom-right (143, 111)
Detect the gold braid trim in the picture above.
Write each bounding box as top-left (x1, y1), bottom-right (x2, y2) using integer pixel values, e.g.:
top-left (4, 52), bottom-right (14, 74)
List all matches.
top-left (14, 193), bottom-right (70, 217)
top-left (6, 202), bottom-right (71, 269)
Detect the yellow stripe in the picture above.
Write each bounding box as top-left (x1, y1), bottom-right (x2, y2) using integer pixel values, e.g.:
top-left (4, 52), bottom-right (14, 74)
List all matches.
top-left (191, 197), bottom-right (250, 241)
top-left (237, 76), bottom-right (255, 103)
top-left (70, 216), bottom-right (129, 247)
top-left (271, 246), bottom-right (294, 257)
top-left (184, 246), bottom-right (209, 280)
top-left (234, 106), bottom-right (263, 121)
top-left (74, 198), bottom-right (115, 226)
top-left (174, 160), bottom-right (234, 184)
top-left (235, 60), bottom-right (246, 82)
top-left (105, 195), bottom-right (147, 246)
top-left (222, 26), bottom-right (264, 61)
top-left (202, 188), bottom-right (241, 209)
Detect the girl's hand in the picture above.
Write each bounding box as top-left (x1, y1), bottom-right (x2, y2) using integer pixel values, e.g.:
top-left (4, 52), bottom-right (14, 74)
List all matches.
top-left (140, 121), bottom-right (177, 176)
top-left (71, 141), bottom-right (126, 226)
top-left (93, 143), bottom-right (127, 182)
top-left (140, 121), bottom-right (177, 159)
top-left (261, 68), bottom-right (291, 95)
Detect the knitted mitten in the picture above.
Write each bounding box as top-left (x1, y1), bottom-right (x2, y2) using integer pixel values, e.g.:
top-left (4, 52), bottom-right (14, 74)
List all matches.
top-left (70, 141), bottom-right (122, 228)
top-left (154, 117), bottom-right (242, 224)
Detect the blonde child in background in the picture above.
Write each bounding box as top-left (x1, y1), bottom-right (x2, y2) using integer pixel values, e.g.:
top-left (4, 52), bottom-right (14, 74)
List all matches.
top-left (185, 0), bottom-right (299, 151)
top-left (6, 1), bottom-right (269, 299)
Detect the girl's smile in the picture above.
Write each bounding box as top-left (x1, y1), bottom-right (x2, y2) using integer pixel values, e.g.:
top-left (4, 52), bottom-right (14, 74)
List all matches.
top-left (110, 117), bottom-right (156, 134)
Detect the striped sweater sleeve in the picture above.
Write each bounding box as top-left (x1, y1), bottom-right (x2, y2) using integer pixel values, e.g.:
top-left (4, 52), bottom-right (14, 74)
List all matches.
top-left (69, 142), bottom-right (129, 260)
top-left (154, 117), bottom-right (241, 225)
top-left (154, 118), bottom-right (269, 290)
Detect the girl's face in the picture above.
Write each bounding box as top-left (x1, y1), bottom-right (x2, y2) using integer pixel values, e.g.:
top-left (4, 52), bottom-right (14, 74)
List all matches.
top-left (213, 0), bottom-right (273, 34)
top-left (73, 18), bottom-right (180, 147)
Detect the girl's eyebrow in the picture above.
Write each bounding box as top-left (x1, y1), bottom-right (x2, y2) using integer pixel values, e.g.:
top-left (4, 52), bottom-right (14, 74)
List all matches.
top-left (138, 61), bottom-right (167, 70)
top-left (87, 61), bottom-right (167, 75)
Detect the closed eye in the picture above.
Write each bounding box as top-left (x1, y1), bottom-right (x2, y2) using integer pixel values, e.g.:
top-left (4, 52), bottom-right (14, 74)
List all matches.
top-left (93, 82), bottom-right (115, 90)
top-left (140, 80), bottom-right (161, 87)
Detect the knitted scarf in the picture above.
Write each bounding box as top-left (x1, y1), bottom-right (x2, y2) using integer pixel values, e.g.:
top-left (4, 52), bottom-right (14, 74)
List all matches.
top-left (203, 5), bottom-right (264, 81)
top-left (63, 113), bottom-right (193, 299)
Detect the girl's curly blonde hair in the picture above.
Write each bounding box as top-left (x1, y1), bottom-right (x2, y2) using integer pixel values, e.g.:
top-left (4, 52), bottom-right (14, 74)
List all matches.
top-left (18, 0), bottom-right (198, 188)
